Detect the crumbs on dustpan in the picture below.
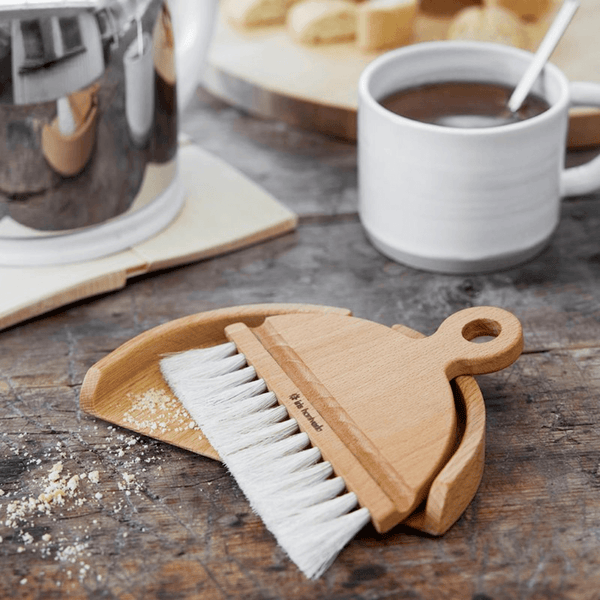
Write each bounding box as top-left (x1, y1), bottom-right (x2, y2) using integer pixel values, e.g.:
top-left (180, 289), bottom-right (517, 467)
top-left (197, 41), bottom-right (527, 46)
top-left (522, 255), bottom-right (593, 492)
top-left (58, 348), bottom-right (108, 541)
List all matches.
top-left (122, 388), bottom-right (202, 438)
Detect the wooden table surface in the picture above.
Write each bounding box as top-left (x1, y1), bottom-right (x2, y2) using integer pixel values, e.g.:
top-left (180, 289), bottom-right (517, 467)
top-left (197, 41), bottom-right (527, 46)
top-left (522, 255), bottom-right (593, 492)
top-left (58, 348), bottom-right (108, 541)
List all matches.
top-left (2, 87), bottom-right (600, 600)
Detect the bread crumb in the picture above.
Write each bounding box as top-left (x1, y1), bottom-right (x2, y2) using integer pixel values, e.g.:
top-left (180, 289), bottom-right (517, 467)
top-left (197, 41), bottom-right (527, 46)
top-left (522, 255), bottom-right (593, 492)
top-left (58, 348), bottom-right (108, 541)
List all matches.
top-left (122, 473), bottom-right (135, 485)
top-left (56, 542), bottom-right (89, 563)
top-left (122, 388), bottom-right (201, 436)
top-left (22, 532), bottom-right (34, 544)
top-left (48, 462), bottom-right (63, 482)
top-left (2, 420), bottom-right (169, 573)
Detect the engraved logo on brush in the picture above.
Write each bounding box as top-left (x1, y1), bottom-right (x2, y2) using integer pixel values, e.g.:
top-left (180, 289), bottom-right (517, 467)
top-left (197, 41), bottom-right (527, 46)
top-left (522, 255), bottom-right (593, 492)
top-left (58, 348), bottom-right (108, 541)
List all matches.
top-left (289, 393), bottom-right (324, 432)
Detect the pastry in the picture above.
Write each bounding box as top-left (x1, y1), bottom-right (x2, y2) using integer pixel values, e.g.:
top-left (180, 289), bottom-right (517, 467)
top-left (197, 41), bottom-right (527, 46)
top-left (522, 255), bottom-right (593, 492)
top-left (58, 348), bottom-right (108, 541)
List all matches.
top-left (223, 0), bottom-right (301, 27)
top-left (287, 0), bottom-right (357, 44)
top-left (357, 0), bottom-right (418, 51)
top-left (447, 5), bottom-right (530, 49)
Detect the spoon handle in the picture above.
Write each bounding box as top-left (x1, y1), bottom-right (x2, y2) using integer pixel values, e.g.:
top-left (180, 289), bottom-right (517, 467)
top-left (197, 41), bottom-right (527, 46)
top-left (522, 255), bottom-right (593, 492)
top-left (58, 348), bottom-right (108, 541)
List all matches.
top-left (508, 0), bottom-right (580, 113)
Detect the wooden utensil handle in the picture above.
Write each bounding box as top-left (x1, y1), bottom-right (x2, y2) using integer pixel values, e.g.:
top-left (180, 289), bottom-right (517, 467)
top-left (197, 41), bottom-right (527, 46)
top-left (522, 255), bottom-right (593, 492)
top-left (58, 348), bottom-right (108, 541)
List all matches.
top-left (422, 306), bottom-right (523, 380)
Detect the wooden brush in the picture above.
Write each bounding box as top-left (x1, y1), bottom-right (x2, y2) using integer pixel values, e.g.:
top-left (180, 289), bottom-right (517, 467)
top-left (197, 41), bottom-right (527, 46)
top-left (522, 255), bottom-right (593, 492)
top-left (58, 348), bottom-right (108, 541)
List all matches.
top-left (159, 306), bottom-right (523, 578)
top-left (80, 304), bottom-right (491, 539)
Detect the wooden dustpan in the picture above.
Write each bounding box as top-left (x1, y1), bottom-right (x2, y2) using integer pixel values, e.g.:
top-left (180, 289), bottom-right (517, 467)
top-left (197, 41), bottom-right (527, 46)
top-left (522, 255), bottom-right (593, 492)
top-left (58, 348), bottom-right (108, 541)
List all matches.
top-left (80, 302), bottom-right (521, 535)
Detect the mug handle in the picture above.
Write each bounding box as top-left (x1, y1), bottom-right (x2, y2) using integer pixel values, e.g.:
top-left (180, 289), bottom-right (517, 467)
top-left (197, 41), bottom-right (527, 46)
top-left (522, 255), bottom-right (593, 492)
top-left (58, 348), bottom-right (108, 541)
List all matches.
top-left (561, 81), bottom-right (600, 197)
top-left (171, 0), bottom-right (219, 112)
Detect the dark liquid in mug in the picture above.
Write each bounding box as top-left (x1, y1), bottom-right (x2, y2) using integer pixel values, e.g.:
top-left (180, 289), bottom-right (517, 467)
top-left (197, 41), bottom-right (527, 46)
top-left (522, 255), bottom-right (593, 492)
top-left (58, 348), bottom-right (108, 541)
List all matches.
top-left (379, 81), bottom-right (550, 128)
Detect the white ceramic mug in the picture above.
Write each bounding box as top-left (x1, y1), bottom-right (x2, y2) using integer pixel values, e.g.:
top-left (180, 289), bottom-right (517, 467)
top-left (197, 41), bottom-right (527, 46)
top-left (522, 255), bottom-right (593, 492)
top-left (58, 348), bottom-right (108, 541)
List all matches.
top-left (358, 41), bottom-right (600, 274)
top-left (0, 0), bottom-right (218, 266)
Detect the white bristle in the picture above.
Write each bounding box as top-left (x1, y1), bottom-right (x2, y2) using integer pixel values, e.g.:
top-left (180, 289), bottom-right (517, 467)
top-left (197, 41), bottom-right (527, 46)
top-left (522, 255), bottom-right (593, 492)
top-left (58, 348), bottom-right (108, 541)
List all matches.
top-left (233, 432), bottom-right (312, 464)
top-left (216, 418), bottom-right (300, 455)
top-left (207, 379), bottom-right (269, 405)
top-left (204, 407), bottom-right (292, 454)
top-left (226, 433), bottom-right (314, 483)
top-left (236, 446), bottom-right (322, 484)
top-left (255, 462), bottom-right (335, 500)
top-left (244, 461), bottom-right (334, 510)
top-left (221, 404), bottom-right (289, 434)
top-left (216, 392), bottom-right (279, 419)
top-left (258, 476), bottom-right (347, 515)
top-left (278, 506), bottom-right (371, 579)
top-left (181, 365), bottom-right (258, 394)
top-left (159, 345), bottom-right (372, 579)
top-left (185, 353), bottom-right (248, 378)
top-left (163, 342), bottom-right (237, 363)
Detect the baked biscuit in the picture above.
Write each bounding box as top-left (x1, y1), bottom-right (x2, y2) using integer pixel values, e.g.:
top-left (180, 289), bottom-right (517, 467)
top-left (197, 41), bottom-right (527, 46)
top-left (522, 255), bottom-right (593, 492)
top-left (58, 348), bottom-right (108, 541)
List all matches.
top-left (287, 0), bottom-right (357, 44)
top-left (356, 0), bottom-right (418, 51)
top-left (448, 5), bottom-right (530, 49)
top-left (223, 0), bottom-right (301, 26)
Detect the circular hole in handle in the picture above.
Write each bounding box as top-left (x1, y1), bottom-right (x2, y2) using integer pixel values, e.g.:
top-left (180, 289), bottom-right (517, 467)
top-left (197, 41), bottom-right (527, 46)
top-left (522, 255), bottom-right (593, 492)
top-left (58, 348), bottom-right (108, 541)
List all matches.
top-left (432, 308), bottom-right (523, 377)
top-left (462, 318), bottom-right (502, 343)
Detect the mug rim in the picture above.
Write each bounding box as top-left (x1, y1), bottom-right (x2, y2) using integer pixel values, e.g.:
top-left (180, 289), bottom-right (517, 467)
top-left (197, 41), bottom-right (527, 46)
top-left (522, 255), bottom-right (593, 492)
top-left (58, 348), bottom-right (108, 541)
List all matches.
top-left (358, 40), bottom-right (570, 136)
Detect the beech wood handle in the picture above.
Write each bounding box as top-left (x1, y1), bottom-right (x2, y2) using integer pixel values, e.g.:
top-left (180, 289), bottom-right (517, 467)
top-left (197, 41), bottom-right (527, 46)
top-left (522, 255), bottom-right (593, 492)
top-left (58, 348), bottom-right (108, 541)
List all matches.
top-left (421, 306), bottom-right (523, 380)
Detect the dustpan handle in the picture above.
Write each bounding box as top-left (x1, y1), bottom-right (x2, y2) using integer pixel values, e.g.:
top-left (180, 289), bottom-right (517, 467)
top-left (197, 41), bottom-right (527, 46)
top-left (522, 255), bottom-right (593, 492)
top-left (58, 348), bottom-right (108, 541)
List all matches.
top-left (424, 306), bottom-right (523, 380)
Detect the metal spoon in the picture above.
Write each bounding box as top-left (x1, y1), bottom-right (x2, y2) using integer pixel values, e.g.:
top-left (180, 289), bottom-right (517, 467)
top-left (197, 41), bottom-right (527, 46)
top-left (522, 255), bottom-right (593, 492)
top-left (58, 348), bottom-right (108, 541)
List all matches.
top-left (508, 0), bottom-right (580, 113)
top-left (436, 0), bottom-right (580, 129)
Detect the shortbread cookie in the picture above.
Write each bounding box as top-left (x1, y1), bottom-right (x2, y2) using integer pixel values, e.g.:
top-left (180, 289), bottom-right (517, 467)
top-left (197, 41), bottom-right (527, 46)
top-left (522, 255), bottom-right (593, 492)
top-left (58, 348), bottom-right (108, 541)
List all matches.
top-left (357, 0), bottom-right (417, 51)
top-left (495, 0), bottom-right (551, 22)
top-left (448, 5), bottom-right (529, 49)
top-left (287, 0), bottom-right (357, 44)
top-left (223, 0), bottom-right (300, 27)
top-left (420, 0), bottom-right (483, 17)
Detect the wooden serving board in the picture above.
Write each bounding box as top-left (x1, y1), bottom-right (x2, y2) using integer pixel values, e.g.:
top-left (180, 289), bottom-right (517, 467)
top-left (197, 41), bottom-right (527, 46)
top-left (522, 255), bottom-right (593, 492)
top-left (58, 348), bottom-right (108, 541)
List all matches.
top-left (0, 141), bottom-right (297, 332)
top-left (204, 0), bottom-right (600, 147)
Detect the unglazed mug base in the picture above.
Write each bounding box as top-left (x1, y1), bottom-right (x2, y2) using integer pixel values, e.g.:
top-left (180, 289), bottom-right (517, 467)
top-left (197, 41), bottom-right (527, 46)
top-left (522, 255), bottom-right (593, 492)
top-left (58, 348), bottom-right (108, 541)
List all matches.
top-left (363, 226), bottom-right (554, 275)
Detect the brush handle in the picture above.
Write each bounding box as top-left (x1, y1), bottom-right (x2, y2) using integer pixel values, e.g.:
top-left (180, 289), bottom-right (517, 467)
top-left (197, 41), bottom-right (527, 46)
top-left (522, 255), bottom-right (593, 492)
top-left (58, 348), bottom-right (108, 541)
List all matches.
top-left (423, 306), bottom-right (523, 381)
